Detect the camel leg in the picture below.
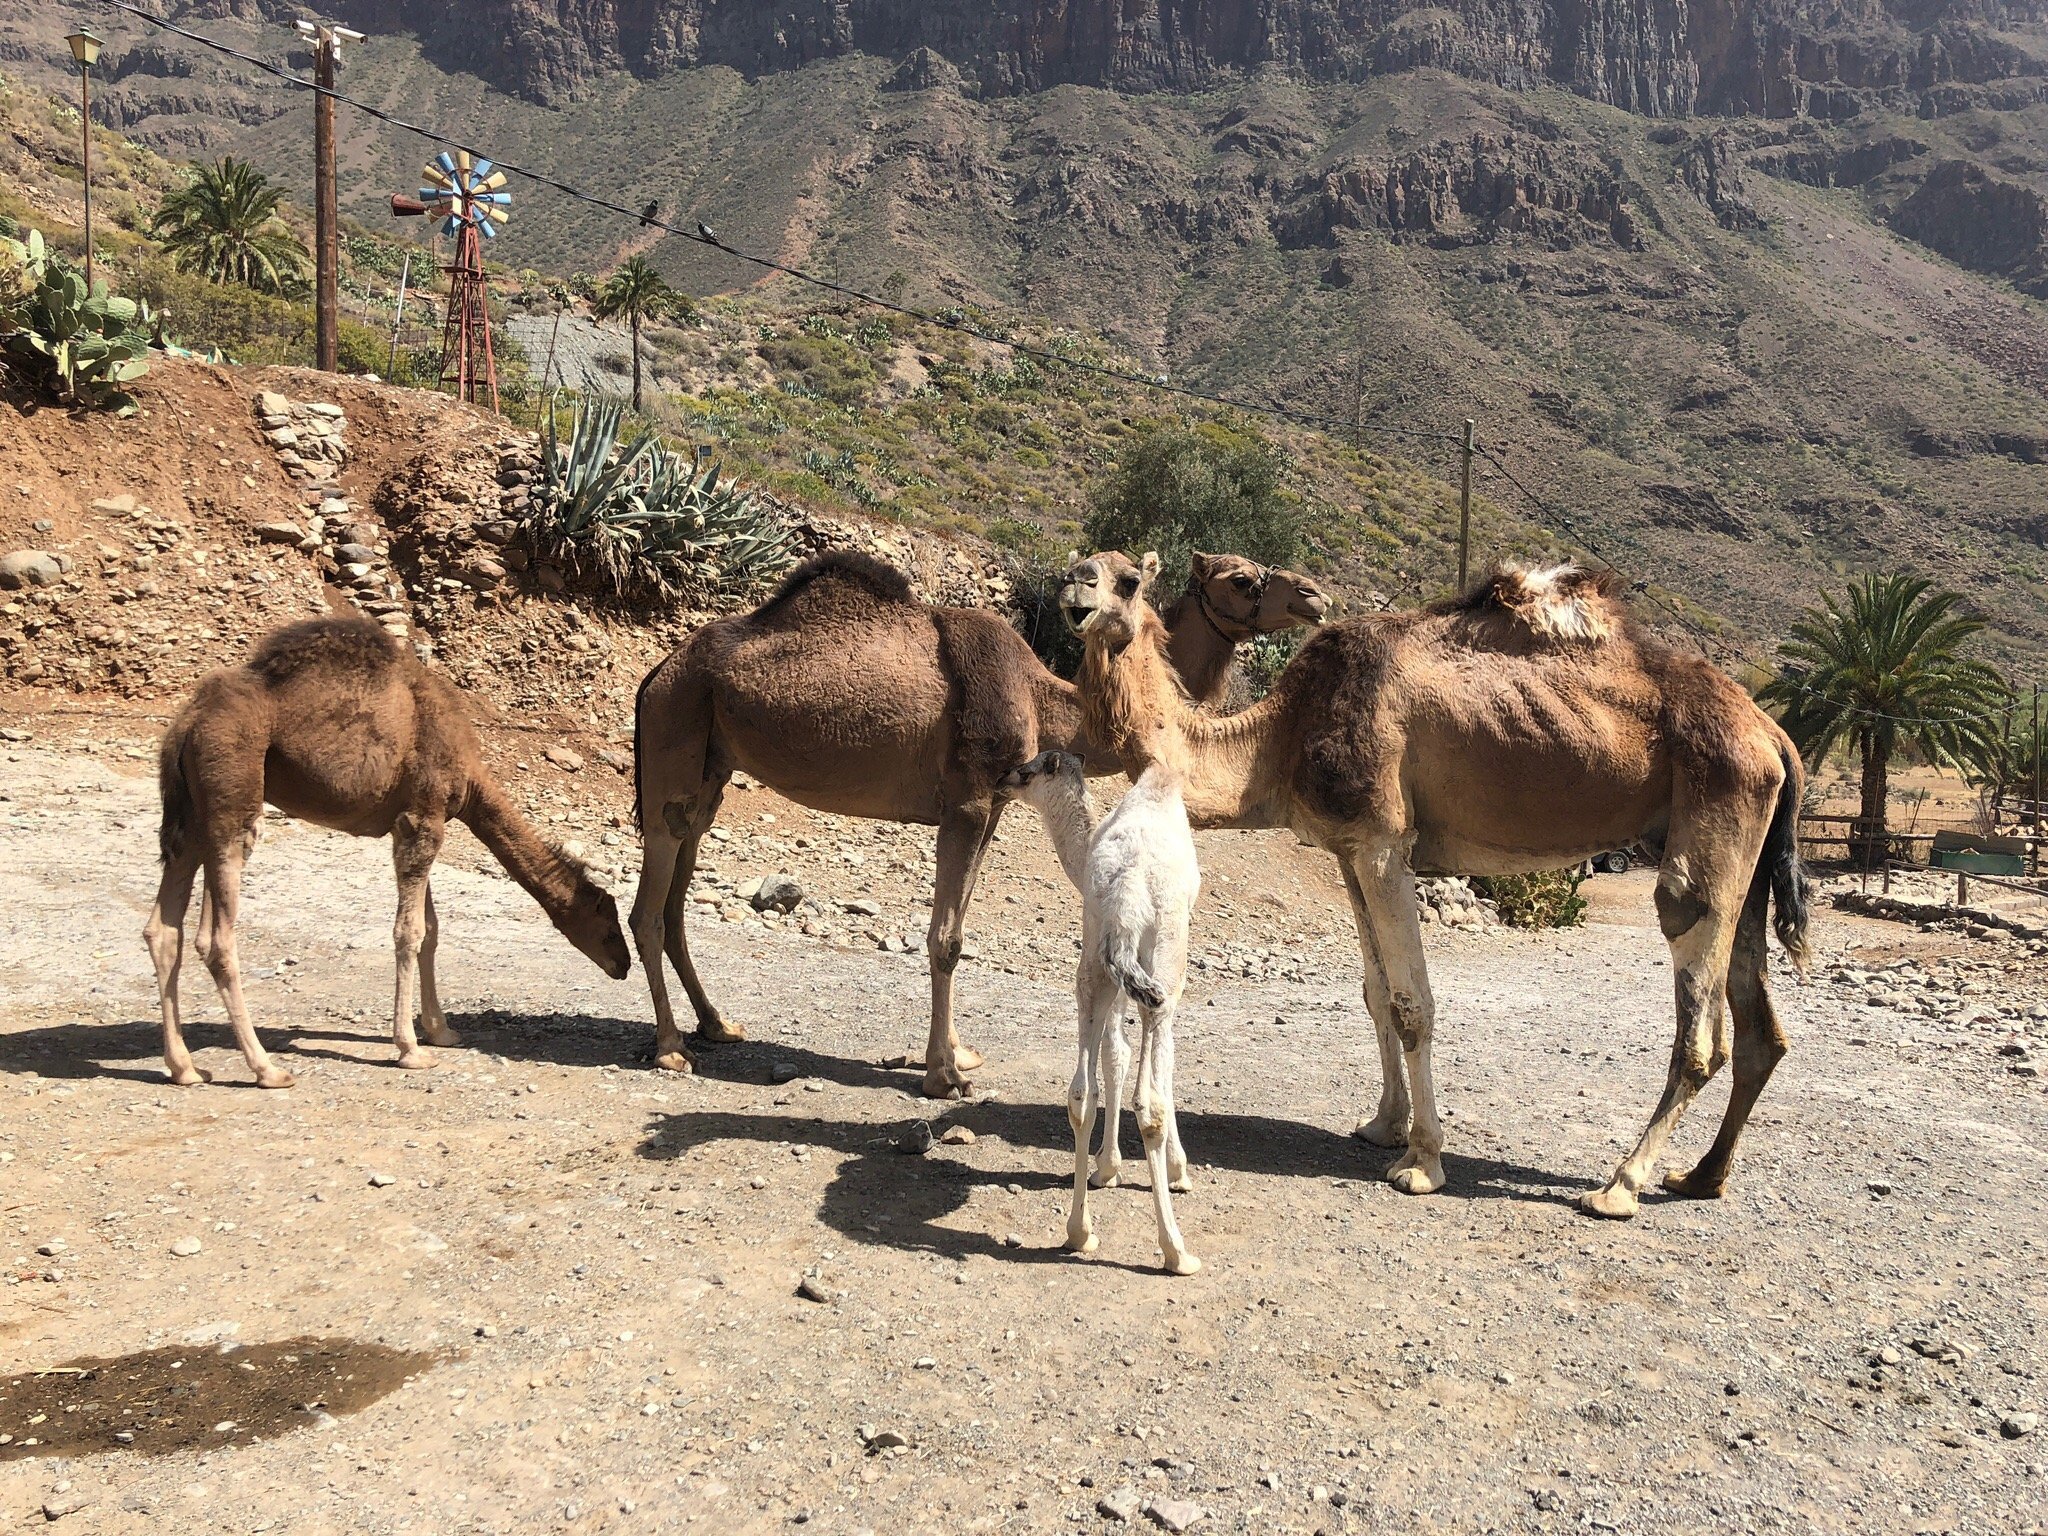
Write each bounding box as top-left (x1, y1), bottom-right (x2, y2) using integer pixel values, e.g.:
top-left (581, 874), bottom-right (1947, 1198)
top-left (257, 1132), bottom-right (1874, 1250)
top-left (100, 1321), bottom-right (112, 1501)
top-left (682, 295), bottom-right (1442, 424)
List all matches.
top-left (415, 883), bottom-right (460, 1049)
top-left (198, 840), bottom-right (294, 1090)
top-left (1663, 898), bottom-right (1787, 1200)
top-left (922, 802), bottom-right (1001, 1098)
top-left (1093, 1007), bottom-right (1133, 1190)
top-left (1136, 995), bottom-right (1198, 1276)
top-left (1341, 866), bottom-right (1411, 1147)
top-left (630, 822), bottom-right (696, 1074)
top-left (390, 815), bottom-right (446, 1070)
top-left (1583, 851), bottom-right (1750, 1219)
top-left (1162, 1082), bottom-right (1192, 1194)
top-left (143, 847), bottom-right (205, 1087)
top-left (1066, 955), bottom-right (1114, 1255)
top-left (668, 783), bottom-right (741, 1044)
top-left (1350, 845), bottom-right (1443, 1195)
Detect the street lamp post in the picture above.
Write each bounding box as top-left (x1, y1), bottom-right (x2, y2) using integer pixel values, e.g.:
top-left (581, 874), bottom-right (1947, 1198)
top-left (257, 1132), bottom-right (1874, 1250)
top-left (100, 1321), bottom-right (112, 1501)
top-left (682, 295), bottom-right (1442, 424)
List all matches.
top-left (66, 29), bottom-right (103, 288)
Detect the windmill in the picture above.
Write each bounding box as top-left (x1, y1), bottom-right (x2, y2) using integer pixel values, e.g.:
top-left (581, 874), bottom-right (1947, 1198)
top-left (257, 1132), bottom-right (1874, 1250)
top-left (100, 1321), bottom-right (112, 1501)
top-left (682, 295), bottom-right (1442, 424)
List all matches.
top-left (390, 150), bottom-right (510, 410)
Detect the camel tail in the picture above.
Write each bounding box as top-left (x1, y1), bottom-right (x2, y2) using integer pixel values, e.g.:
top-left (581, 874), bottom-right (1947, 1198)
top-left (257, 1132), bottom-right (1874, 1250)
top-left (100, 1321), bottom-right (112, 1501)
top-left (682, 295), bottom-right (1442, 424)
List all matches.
top-left (1104, 936), bottom-right (1167, 1011)
top-left (1757, 741), bottom-right (1810, 971)
top-left (157, 716), bottom-right (195, 865)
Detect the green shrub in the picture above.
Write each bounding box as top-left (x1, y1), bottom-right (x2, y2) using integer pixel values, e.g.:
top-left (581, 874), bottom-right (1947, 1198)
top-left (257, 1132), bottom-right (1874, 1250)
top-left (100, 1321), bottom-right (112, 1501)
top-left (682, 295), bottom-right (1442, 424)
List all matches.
top-left (1083, 420), bottom-right (1301, 594)
top-left (124, 254), bottom-right (304, 359)
top-left (1479, 869), bottom-right (1588, 929)
top-left (0, 227), bottom-right (152, 414)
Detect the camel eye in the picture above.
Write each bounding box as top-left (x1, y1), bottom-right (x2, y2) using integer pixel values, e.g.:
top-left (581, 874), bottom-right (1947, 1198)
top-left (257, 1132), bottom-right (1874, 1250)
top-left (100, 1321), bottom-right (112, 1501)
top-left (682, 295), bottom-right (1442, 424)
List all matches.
top-left (1116, 575), bottom-right (1139, 597)
top-left (1233, 576), bottom-right (1254, 589)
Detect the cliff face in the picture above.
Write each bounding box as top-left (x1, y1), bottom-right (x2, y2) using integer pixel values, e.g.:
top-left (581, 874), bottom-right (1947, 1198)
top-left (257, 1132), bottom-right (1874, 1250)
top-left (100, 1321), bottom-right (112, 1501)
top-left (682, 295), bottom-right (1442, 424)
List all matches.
top-left (302, 0), bottom-right (2048, 115)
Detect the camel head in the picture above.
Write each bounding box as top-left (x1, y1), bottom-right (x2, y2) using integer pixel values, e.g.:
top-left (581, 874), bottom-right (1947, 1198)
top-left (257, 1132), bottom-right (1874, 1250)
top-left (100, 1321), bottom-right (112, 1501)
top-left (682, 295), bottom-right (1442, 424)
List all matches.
top-left (559, 876), bottom-right (633, 980)
top-left (1186, 552), bottom-right (1269, 637)
top-left (1000, 748), bottom-right (1085, 797)
top-left (1257, 565), bottom-right (1330, 632)
top-left (1060, 550), bottom-right (1159, 646)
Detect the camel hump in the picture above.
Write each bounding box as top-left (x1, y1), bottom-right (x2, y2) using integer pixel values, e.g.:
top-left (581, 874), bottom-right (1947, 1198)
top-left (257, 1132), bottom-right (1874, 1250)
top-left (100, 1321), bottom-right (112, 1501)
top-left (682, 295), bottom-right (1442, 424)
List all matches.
top-left (246, 615), bottom-right (407, 683)
top-left (757, 549), bottom-right (918, 615)
top-left (1442, 562), bottom-right (1620, 644)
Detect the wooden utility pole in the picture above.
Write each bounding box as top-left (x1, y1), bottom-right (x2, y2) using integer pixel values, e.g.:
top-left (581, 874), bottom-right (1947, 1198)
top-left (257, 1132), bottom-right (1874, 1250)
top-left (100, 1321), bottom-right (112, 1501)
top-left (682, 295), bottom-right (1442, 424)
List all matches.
top-left (1456, 417), bottom-right (1475, 592)
top-left (312, 27), bottom-right (339, 371)
top-left (298, 20), bottom-right (362, 369)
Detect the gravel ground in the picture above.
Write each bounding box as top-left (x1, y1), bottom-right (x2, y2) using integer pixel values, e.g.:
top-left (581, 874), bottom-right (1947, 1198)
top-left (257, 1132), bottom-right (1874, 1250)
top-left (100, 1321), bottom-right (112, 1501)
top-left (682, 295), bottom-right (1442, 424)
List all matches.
top-left (2, 730), bottom-right (2045, 1536)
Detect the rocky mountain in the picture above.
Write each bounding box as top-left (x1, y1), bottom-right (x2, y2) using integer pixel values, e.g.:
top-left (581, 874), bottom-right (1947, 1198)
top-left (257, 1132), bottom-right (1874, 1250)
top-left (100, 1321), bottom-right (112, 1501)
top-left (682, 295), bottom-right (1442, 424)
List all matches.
top-left (6, 0), bottom-right (2048, 666)
top-left (150, 0), bottom-right (2048, 118)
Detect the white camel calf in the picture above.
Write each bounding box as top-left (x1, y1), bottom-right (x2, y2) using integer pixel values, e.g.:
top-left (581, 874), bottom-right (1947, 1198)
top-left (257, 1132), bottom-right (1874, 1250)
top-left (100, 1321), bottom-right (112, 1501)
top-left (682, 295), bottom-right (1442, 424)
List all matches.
top-left (1004, 749), bottom-right (1202, 1275)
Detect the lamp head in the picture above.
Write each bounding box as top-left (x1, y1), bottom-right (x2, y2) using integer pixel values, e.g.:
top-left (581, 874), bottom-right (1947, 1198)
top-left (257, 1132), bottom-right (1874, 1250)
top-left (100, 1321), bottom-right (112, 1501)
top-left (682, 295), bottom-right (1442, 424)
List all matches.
top-left (66, 30), bottom-right (103, 68)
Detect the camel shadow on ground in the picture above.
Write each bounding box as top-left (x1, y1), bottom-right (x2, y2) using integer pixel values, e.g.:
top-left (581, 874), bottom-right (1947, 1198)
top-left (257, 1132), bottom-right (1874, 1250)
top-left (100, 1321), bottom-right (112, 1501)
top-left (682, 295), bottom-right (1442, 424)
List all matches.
top-left (633, 1094), bottom-right (1596, 1269)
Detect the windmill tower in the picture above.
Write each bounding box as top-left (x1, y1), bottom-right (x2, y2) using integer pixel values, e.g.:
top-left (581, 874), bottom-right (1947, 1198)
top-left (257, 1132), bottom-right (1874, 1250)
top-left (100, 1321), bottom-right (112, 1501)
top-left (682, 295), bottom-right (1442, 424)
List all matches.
top-left (392, 150), bottom-right (511, 410)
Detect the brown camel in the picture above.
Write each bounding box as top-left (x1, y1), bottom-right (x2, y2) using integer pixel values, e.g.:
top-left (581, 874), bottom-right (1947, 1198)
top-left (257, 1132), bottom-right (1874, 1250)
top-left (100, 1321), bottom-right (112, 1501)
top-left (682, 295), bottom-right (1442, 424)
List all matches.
top-left (1059, 551), bottom-right (1808, 1217)
top-left (631, 549), bottom-right (1327, 1096)
top-left (146, 616), bottom-right (631, 1088)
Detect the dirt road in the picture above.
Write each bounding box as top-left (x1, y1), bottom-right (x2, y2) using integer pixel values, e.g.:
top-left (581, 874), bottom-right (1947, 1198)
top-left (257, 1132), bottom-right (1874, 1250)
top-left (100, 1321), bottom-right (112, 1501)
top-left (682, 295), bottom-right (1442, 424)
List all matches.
top-left (3, 727), bottom-right (2045, 1535)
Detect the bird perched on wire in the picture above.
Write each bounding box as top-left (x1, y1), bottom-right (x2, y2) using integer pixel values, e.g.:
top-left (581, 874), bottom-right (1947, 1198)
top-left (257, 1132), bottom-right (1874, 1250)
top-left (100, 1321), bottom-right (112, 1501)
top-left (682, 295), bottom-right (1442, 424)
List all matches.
top-left (697, 221), bottom-right (720, 247)
top-left (639, 200), bottom-right (660, 227)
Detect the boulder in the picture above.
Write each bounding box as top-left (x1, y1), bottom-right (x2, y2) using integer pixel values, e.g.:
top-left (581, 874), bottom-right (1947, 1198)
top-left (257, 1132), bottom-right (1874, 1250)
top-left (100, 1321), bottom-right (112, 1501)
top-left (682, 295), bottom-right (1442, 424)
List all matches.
top-left (0, 551), bottom-right (64, 589)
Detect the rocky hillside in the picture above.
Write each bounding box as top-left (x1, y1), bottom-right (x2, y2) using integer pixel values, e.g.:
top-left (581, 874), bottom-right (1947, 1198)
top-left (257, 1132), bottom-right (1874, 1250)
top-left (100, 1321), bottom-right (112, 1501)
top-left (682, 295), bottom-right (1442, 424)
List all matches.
top-left (7, 1), bottom-right (2048, 667)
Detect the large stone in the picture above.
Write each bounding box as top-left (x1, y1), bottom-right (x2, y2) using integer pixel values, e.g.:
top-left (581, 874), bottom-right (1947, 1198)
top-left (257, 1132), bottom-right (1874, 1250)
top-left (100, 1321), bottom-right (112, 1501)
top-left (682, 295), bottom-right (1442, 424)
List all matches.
top-left (0, 551), bottom-right (64, 589)
top-left (752, 874), bottom-right (804, 914)
top-left (256, 390), bottom-right (291, 417)
top-left (334, 543), bottom-right (378, 565)
top-left (254, 522), bottom-right (304, 545)
top-left (457, 558), bottom-right (507, 590)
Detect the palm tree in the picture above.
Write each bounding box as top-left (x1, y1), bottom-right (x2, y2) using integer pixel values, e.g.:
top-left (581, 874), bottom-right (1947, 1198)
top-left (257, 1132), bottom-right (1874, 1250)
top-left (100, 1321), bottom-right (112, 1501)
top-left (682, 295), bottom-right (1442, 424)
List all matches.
top-left (590, 255), bottom-right (682, 410)
top-left (1760, 573), bottom-right (2007, 858)
top-left (151, 158), bottom-right (311, 296)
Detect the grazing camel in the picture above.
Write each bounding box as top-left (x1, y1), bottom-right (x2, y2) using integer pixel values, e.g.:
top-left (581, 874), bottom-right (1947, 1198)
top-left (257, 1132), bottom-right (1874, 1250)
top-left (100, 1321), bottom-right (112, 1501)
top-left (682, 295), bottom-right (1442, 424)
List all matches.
top-left (1005, 742), bottom-right (1203, 1275)
top-left (146, 616), bottom-right (631, 1087)
top-left (631, 550), bottom-right (1327, 1096)
top-left (1059, 552), bottom-right (1808, 1218)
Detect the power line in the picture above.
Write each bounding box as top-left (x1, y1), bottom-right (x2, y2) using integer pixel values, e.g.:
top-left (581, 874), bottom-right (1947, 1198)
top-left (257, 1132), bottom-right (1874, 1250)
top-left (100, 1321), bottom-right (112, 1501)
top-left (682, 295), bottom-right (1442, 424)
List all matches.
top-left (84, 0), bottom-right (1459, 449)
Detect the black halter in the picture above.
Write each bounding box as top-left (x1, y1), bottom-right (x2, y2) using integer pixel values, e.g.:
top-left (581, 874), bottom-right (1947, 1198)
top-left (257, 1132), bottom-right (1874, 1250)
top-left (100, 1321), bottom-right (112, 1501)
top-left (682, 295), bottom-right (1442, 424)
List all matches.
top-left (1192, 566), bottom-right (1266, 644)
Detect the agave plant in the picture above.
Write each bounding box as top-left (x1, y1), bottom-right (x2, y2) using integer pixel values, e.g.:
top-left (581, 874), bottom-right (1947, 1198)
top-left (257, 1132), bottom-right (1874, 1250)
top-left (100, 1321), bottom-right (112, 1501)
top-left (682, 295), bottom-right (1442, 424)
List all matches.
top-left (526, 397), bottom-right (794, 599)
top-left (0, 228), bottom-right (153, 414)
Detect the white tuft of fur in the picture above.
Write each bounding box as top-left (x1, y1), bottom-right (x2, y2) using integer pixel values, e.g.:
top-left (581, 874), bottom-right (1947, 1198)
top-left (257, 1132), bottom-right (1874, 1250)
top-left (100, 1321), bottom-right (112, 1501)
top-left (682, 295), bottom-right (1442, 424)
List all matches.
top-left (1501, 563), bottom-right (1612, 644)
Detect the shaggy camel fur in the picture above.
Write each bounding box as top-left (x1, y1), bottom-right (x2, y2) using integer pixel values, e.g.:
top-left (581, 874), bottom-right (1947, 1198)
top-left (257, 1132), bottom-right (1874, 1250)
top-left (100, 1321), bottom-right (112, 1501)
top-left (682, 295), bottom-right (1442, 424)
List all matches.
top-left (1060, 552), bottom-right (1809, 1218)
top-left (1005, 743), bottom-right (1202, 1274)
top-left (146, 617), bottom-right (631, 1087)
top-left (631, 550), bottom-right (1325, 1096)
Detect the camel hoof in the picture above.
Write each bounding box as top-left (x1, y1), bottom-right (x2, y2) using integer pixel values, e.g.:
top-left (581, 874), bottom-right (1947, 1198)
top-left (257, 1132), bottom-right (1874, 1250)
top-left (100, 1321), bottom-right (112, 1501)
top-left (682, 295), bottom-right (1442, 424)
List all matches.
top-left (951, 1045), bottom-right (986, 1072)
top-left (1089, 1167), bottom-right (1121, 1191)
top-left (1386, 1155), bottom-right (1445, 1196)
top-left (1353, 1115), bottom-right (1411, 1148)
top-left (695, 1017), bottom-right (745, 1045)
top-left (256, 1067), bottom-right (296, 1090)
top-left (1168, 1176), bottom-right (1194, 1195)
top-left (395, 1050), bottom-right (435, 1072)
top-left (921, 1068), bottom-right (971, 1100)
top-left (1066, 1228), bottom-right (1098, 1255)
top-left (653, 1050), bottom-right (697, 1075)
top-left (421, 1027), bottom-right (462, 1049)
top-left (1660, 1168), bottom-right (1725, 1200)
top-left (1163, 1251), bottom-right (1202, 1277)
top-left (168, 1066), bottom-right (210, 1088)
top-left (1580, 1183), bottom-right (1640, 1220)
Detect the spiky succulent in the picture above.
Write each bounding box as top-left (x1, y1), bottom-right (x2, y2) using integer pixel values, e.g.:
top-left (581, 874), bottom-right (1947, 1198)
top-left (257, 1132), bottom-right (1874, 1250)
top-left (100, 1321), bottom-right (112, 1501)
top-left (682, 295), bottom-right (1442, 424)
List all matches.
top-left (525, 397), bottom-right (794, 600)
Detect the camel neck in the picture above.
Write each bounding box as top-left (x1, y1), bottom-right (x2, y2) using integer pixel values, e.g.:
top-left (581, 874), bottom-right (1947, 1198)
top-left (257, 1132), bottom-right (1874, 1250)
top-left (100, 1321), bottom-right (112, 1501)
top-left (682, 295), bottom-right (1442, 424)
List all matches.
top-left (1161, 591), bottom-right (1244, 707)
top-left (461, 779), bottom-right (590, 922)
top-left (1026, 779), bottom-right (1096, 891)
top-left (1081, 615), bottom-right (1278, 828)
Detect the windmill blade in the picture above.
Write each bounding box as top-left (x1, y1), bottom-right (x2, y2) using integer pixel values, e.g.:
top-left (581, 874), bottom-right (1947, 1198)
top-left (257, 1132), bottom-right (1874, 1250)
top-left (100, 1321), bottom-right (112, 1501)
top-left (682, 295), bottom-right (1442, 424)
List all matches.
top-left (480, 170), bottom-right (508, 192)
top-left (433, 150), bottom-right (455, 176)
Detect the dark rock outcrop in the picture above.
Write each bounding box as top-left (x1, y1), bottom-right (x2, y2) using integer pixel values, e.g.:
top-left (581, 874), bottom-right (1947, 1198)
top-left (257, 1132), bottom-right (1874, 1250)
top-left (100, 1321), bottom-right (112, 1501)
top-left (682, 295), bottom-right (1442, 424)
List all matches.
top-left (1275, 133), bottom-right (1642, 250)
top-left (1891, 159), bottom-right (2048, 296)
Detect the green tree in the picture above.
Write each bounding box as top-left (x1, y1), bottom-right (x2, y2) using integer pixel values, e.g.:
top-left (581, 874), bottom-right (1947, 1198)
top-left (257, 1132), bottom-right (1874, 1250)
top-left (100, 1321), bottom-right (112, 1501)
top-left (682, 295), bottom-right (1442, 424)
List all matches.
top-left (1083, 421), bottom-right (1300, 595)
top-left (1759, 573), bottom-right (2007, 856)
top-left (151, 157), bottom-right (310, 296)
top-left (590, 255), bottom-right (687, 410)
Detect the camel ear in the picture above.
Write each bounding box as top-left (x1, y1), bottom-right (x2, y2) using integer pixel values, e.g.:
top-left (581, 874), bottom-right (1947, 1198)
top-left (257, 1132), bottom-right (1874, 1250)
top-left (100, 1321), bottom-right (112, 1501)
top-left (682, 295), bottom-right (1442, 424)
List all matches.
top-left (1064, 549), bottom-right (1081, 571)
top-left (1190, 550), bottom-right (1215, 574)
top-left (1140, 551), bottom-right (1160, 584)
